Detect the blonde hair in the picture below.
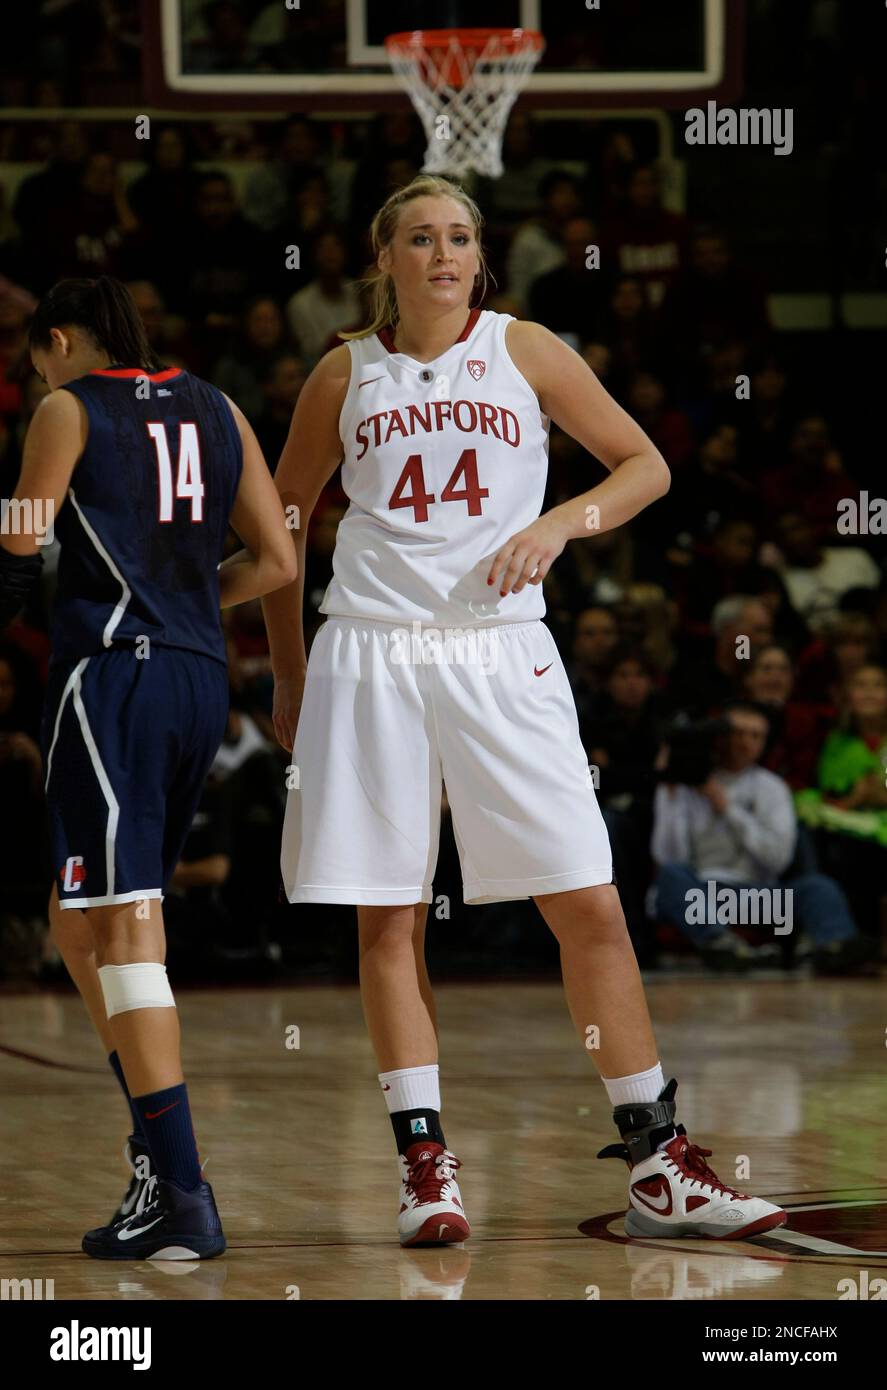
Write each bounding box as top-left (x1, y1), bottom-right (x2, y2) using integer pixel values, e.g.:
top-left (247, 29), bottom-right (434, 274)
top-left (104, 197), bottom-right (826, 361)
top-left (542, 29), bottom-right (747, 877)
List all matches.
top-left (340, 174), bottom-right (490, 342)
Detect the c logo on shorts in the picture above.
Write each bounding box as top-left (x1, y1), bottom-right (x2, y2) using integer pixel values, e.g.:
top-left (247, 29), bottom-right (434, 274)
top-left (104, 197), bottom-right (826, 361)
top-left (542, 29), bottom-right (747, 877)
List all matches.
top-left (62, 856), bottom-right (87, 892)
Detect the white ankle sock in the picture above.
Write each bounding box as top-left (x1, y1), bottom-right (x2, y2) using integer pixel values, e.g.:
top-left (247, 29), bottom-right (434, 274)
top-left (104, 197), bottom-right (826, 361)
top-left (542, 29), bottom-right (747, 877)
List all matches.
top-left (378, 1064), bottom-right (440, 1115)
top-left (602, 1062), bottom-right (665, 1108)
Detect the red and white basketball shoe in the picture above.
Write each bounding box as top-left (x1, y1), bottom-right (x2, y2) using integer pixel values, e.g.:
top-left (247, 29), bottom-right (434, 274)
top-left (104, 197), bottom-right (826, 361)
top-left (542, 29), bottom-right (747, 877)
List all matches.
top-left (598, 1078), bottom-right (786, 1240)
top-left (398, 1142), bottom-right (471, 1247)
top-left (621, 1130), bottom-right (787, 1239)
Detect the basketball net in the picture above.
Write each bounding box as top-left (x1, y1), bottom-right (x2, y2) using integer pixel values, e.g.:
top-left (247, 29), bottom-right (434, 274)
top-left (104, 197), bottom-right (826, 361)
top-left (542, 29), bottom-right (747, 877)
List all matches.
top-left (385, 28), bottom-right (545, 179)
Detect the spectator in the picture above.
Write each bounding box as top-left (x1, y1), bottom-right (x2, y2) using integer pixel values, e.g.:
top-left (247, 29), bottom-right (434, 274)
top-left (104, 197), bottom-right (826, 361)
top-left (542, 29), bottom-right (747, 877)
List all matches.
top-left (676, 421), bottom-right (760, 534)
top-left (739, 351), bottom-right (794, 468)
top-left (673, 519), bottom-right (774, 641)
top-left (624, 370), bottom-right (695, 473)
top-left (243, 115), bottom-right (325, 235)
top-left (29, 150), bottom-right (140, 290)
top-left (774, 512), bottom-right (881, 633)
top-left (652, 702), bottom-right (863, 973)
top-left (0, 275), bottom-right (37, 419)
top-left (600, 162), bottom-right (689, 309)
top-left (475, 113), bottom-right (567, 229)
top-left (127, 124), bottom-right (196, 244)
top-left (762, 415), bottom-right (857, 544)
top-left (125, 279), bottom-right (195, 368)
top-left (286, 230), bottom-right (361, 369)
top-left (796, 665), bottom-right (887, 939)
top-left (212, 296), bottom-right (292, 422)
top-left (568, 605), bottom-right (620, 736)
top-left (527, 216), bottom-right (605, 343)
top-left (506, 170), bottom-right (583, 313)
top-left (742, 643), bottom-right (832, 788)
top-left (588, 647), bottom-right (663, 965)
top-left (252, 353), bottom-right (307, 468)
top-left (11, 120), bottom-right (87, 243)
top-left (659, 227), bottom-right (770, 390)
top-left (596, 275), bottom-right (660, 386)
top-left (667, 595), bottom-right (773, 717)
top-left (795, 610), bottom-right (880, 706)
top-left (171, 172), bottom-right (266, 335)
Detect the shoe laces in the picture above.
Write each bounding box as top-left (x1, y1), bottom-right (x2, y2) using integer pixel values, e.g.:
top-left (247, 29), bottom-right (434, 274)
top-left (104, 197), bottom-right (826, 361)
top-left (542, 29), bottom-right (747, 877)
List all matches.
top-left (405, 1149), bottom-right (461, 1202)
top-left (666, 1139), bottom-right (748, 1200)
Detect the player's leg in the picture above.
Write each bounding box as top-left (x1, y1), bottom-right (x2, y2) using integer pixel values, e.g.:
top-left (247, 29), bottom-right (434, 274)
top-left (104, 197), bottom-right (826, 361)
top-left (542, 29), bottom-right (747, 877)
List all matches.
top-left (437, 622), bottom-right (785, 1240)
top-left (357, 903), bottom-right (468, 1246)
top-left (79, 894), bottom-right (224, 1261)
top-left (48, 883), bottom-right (114, 1051)
top-left (535, 883), bottom-right (658, 1075)
top-left (412, 902), bottom-right (438, 1038)
top-left (537, 882), bottom-right (785, 1238)
top-left (48, 883), bottom-right (154, 1221)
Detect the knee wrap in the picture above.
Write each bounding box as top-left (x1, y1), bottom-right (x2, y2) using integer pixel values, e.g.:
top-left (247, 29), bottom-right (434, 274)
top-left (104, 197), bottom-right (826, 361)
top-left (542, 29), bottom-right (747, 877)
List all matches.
top-left (98, 962), bottom-right (176, 1018)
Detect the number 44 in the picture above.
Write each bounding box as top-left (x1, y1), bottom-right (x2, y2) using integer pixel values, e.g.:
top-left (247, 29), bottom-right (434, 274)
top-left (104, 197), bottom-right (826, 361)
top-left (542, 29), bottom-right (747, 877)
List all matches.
top-left (389, 449), bottom-right (489, 523)
top-left (147, 421), bottom-right (205, 522)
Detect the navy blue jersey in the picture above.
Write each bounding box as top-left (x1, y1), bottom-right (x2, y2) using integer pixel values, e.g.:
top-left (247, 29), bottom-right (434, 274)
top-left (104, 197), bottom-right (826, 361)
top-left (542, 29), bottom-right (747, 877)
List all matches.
top-left (51, 366), bottom-right (242, 667)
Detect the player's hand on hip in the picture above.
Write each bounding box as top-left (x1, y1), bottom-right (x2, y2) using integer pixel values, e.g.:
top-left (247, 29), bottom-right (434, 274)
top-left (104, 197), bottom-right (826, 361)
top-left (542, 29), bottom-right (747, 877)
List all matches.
top-left (272, 670), bottom-right (306, 752)
top-left (487, 514), bottom-right (568, 596)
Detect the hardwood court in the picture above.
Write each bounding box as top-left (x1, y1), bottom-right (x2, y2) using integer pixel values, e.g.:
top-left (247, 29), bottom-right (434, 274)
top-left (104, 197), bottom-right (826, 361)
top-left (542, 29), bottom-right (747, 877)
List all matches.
top-left (2, 976), bottom-right (885, 1300)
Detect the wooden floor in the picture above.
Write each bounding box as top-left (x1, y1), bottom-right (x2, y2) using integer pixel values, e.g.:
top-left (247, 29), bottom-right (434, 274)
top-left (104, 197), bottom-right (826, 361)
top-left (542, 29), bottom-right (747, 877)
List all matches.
top-left (2, 976), bottom-right (886, 1300)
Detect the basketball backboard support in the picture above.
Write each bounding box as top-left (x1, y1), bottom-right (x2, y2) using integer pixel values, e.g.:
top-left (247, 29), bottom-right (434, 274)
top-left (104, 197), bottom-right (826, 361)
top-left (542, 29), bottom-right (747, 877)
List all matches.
top-left (142, 0), bottom-right (743, 112)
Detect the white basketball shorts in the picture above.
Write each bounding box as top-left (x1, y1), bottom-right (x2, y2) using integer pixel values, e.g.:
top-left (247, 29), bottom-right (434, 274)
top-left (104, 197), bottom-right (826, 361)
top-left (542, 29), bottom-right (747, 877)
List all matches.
top-left (281, 617), bottom-right (613, 906)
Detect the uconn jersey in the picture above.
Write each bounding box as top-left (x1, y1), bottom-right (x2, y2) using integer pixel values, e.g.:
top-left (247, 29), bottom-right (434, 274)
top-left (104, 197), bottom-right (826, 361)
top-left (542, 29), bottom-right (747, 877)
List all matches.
top-left (323, 308), bottom-right (550, 626)
top-left (52, 365), bottom-right (242, 666)
top-left (43, 366), bottom-right (242, 909)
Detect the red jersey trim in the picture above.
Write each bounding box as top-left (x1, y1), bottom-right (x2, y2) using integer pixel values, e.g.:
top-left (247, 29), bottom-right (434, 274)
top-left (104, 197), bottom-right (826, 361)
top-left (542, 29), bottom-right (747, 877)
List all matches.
top-left (376, 307), bottom-right (481, 355)
top-left (90, 367), bottom-right (183, 382)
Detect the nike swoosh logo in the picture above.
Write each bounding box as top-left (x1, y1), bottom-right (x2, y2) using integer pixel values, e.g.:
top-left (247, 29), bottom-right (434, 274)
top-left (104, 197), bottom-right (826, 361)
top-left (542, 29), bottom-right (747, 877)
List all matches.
top-left (438, 1225), bottom-right (449, 1238)
top-left (145, 1103), bottom-right (179, 1119)
top-left (382, 1084), bottom-right (391, 1091)
top-left (358, 377), bottom-right (385, 388)
top-left (634, 1185), bottom-right (672, 1212)
top-left (119, 1188), bottom-right (140, 1217)
top-left (534, 663), bottom-right (553, 677)
top-left (117, 1215), bottom-right (163, 1240)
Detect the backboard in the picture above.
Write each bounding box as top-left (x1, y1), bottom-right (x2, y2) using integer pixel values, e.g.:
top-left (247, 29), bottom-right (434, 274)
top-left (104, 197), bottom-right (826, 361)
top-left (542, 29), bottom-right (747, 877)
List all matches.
top-left (143, 0), bottom-right (743, 111)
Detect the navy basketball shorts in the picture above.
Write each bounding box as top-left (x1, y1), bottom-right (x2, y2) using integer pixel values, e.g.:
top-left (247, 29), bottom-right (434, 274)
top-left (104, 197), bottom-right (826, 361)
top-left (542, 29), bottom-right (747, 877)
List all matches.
top-left (41, 647), bottom-right (229, 910)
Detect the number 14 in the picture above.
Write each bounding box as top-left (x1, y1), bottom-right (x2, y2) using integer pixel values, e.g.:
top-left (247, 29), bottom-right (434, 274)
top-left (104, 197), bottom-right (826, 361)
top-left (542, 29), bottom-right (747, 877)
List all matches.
top-left (147, 421), bottom-right (205, 523)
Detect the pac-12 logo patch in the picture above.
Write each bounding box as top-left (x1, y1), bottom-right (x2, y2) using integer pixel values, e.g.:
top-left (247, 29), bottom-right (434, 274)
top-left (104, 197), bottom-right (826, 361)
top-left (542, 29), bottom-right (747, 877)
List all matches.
top-left (467, 359), bottom-right (486, 380)
top-left (61, 856), bottom-right (86, 892)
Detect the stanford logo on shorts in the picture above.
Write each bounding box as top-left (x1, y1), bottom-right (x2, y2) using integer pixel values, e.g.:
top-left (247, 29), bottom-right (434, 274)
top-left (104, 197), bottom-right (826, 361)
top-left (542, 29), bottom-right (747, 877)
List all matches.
top-left (61, 856), bottom-right (86, 892)
top-left (467, 359), bottom-right (486, 380)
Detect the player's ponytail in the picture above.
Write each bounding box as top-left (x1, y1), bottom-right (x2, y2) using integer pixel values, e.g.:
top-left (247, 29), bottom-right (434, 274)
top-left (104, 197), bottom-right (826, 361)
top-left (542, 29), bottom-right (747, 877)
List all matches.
top-left (340, 175), bottom-right (491, 342)
top-left (29, 276), bottom-right (164, 372)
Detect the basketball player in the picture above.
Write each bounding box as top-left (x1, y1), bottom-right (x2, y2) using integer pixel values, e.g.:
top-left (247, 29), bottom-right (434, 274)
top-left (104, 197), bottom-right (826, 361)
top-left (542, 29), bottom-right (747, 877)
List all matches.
top-left (263, 176), bottom-right (786, 1246)
top-left (0, 277), bottom-right (296, 1259)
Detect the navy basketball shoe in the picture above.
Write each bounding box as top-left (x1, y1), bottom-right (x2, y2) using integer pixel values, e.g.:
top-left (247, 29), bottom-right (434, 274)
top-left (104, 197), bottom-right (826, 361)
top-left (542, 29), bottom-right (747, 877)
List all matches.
top-left (109, 1136), bottom-right (153, 1226)
top-left (83, 1176), bottom-right (226, 1260)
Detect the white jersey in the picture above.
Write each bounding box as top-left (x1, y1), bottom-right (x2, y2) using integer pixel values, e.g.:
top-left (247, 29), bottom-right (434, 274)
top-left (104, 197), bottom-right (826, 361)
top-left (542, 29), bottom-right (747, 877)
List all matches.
top-left (321, 308), bottom-right (550, 627)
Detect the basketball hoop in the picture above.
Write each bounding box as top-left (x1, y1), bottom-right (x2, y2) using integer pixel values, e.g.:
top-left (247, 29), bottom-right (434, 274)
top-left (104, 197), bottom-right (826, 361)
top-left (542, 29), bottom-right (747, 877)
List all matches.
top-left (385, 28), bottom-right (545, 180)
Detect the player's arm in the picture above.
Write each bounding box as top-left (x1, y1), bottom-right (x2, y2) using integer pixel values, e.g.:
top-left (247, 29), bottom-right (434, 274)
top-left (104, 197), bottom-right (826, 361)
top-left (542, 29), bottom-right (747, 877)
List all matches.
top-left (218, 397), bottom-right (299, 608)
top-left (488, 321), bottom-right (670, 595)
top-left (260, 344), bottom-right (348, 752)
top-left (0, 390), bottom-right (85, 627)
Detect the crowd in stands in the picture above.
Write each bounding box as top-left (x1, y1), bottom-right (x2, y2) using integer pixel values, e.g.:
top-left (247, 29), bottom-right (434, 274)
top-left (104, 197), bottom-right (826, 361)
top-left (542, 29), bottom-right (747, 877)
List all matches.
top-left (0, 95), bottom-right (885, 983)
